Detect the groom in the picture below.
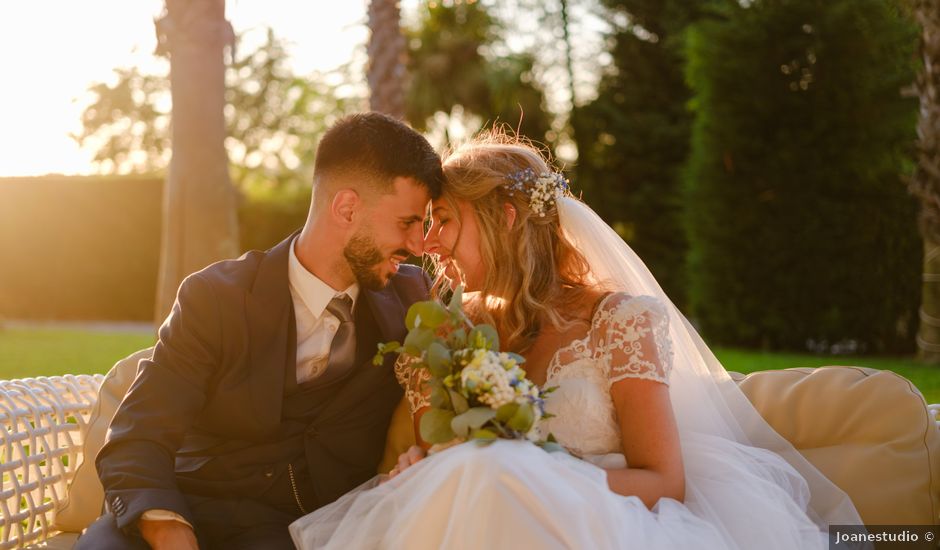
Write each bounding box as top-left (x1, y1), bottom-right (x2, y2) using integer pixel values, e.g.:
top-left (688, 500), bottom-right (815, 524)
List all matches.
top-left (77, 112), bottom-right (444, 550)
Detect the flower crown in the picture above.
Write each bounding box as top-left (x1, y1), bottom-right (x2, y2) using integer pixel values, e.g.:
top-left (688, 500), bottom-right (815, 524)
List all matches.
top-left (504, 168), bottom-right (570, 217)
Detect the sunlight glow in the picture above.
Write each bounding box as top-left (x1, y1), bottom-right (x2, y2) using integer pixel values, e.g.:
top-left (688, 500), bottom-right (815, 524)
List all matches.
top-left (0, 0), bottom-right (378, 177)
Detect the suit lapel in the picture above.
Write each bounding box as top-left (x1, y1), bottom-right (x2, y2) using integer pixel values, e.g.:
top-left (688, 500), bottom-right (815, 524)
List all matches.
top-left (363, 283), bottom-right (408, 344)
top-left (245, 232), bottom-right (297, 432)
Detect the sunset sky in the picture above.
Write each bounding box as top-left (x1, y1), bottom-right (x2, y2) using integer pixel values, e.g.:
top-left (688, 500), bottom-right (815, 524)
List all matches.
top-left (0, 0), bottom-right (403, 177)
top-left (0, 0), bottom-right (603, 177)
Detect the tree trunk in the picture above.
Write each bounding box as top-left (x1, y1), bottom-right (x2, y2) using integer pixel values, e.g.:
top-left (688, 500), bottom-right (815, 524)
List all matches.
top-left (909, 0), bottom-right (940, 362)
top-left (919, 240), bottom-right (940, 362)
top-left (153, 0), bottom-right (240, 326)
top-left (367, 0), bottom-right (408, 119)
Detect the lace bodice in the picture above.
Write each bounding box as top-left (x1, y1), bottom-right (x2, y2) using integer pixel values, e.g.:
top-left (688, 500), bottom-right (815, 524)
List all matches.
top-left (540, 293), bottom-right (672, 459)
top-left (394, 353), bottom-right (431, 413)
top-left (394, 293), bottom-right (673, 458)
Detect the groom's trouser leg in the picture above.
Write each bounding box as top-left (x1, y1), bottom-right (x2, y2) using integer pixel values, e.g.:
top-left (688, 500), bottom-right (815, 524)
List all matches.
top-left (76, 504), bottom-right (296, 550)
top-left (186, 494), bottom-right (297, 550)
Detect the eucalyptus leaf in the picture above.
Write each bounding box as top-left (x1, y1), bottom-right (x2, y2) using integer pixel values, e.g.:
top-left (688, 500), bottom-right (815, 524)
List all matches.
top-left (451, 407), bottom-right (497, 437)
top-left (420, 408), bottom-right (457, 444)
top-left (495, 402), bottom-right (520, 423)
top-left (470, 428), bottom-right (498, 440)
top-left (403, 327), bottom-right (436, 354)
top-left (405, 301), bottom-right (428, 330)
top-left (504, 352), bottom-right (526, 365)
top-left (427, 342), bottom-right (452, 377)
top-left (430, 383), bottom-right (450, 409)
top-left (507, 402), bottom-right (535, 433)
top-left (420, 301), bottom-right (450, 329)
top-left (448, 390), bottom-right (469, 414)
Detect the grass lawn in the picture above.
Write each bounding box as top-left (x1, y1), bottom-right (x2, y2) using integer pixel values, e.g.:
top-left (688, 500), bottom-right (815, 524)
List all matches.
top-left (1, 327), bottom-right (939, 405)
top-left (715, 347), bottom-right (940, 406)
top-left (0, 326), bottom-right (154, 379)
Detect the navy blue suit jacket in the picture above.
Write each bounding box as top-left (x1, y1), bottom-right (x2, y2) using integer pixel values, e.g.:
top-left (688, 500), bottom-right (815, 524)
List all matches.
top-left (96, 233), bottom-right (428, 530)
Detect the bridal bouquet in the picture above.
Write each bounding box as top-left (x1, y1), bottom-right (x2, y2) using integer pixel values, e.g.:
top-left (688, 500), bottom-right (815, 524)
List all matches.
top-left (374, 287), bottom-right (562, 450)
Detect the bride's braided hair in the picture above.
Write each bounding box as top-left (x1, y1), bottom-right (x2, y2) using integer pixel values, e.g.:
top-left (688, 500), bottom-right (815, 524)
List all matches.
top-left (431, 128), bottom-right (595, 353)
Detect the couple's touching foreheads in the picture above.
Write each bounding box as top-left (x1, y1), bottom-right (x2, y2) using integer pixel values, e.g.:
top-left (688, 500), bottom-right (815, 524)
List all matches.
top-left (79, 112), bottom-right (864, 550)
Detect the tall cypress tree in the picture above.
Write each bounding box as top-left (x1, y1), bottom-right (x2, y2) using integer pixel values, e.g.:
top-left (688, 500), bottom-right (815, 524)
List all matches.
top-left (685, 0), bottom-right (921, 351)
top-left (576, 1), bottom-right (712, 308)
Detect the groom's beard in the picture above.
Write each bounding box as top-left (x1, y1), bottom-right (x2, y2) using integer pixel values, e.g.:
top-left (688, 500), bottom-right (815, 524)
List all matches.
top-left (343, 230), bottom-right (407, 291)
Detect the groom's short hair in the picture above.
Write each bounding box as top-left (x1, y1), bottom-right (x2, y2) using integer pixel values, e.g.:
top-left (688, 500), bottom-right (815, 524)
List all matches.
top-left (313, 112), bottom-right (443, 201)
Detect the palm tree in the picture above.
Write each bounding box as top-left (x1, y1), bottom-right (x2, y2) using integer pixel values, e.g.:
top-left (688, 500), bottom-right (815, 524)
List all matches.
top-left (405, 1), bottom-right (552, 146)
top-left (153, 0), bottom-right (240, 325)
top-left (367, 0), bottom-right (408, 119)
top-left (909, 0), bottom-right (940, 362)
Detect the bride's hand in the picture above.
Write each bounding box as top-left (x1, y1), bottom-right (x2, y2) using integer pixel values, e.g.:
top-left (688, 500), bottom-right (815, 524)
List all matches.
top-left (388, 445), bottom-right (426, 478)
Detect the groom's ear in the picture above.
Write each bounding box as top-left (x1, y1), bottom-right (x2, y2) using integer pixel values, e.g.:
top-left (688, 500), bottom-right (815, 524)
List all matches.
top-left (503, 202), bottom-right (517, 230)
top-left (332, 189), bottom-right (361, 226)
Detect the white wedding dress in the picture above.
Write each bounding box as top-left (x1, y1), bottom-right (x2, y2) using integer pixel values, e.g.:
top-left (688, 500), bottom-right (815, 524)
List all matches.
top-left (290, 196), bottom-right (863, 549)
top-left (291, 293), bottom-right (833, 549)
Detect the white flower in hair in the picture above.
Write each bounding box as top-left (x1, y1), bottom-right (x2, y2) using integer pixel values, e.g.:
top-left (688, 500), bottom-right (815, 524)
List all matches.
top-left (505, 168), bottom-right (571, 217)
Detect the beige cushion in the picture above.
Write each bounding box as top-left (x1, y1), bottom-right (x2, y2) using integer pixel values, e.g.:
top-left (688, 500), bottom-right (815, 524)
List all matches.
top-left (53, 348), bottom-right (150, 532)
top-left (730, 366), bottom-right (940, 525)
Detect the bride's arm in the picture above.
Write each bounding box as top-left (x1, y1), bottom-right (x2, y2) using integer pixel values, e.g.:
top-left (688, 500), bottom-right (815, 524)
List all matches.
top-left (595, 294), bottom-right (685, 507)
top-left (410, 405), bottom-right (431, 451)
top-left (606, 378), bottom-right (685, 508)
top-left (390, 354), bottom-right (433, 477)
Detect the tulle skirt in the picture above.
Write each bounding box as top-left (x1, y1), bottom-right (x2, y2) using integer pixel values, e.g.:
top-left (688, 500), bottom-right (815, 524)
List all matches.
top-left (289, 438), bottom-right (829, 549)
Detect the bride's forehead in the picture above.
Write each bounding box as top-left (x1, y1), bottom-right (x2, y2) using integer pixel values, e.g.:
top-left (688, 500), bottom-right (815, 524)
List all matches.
top-left (430, 200), bottom-right (455, 215)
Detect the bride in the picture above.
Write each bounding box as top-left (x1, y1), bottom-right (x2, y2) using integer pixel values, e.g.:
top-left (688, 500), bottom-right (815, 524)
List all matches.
top-left (290, 132), bottom-right (865, 549)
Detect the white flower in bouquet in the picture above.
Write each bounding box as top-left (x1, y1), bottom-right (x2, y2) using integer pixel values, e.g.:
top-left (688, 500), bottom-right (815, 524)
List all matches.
top-left (375, 286), bottom-right (563, 452)
top-left (460, 350), bottom-right (518, 408)
top-left (460, 349), bottom-right (545, 438)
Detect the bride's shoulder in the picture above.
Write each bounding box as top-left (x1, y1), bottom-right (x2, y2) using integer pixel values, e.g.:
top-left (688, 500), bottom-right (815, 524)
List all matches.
top-left (590, 292), bottom-right (668, 326)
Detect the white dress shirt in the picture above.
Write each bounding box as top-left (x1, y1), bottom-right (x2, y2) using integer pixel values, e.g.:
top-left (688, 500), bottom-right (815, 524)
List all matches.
top-left (287, 236), bottom-right (360, 384)
top-left (142, 237), bottom-right (359, 527)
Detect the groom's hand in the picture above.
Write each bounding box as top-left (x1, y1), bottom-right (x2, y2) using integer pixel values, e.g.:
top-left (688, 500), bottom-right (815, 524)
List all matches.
top-left (388, 445), bottom-right (426, 479)
top-left (138, 518), bottom-right (199, 550)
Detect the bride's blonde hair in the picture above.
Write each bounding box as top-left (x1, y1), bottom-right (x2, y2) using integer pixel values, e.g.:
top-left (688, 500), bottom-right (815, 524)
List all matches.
top-left (433, 129), bottom-right (595, 352)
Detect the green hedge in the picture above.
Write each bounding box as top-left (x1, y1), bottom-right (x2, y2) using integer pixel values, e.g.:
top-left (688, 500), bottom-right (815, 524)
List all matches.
top-left (0, 176), bottom-right (162, 321)
top-left (684, 0), bottom-right (921, 352)
top-left (575, 0), bottom-right (702, 310)
top-left (1, 176), bottom-right (309, 321)
top-left (237, 186), bottom-right (311, 253)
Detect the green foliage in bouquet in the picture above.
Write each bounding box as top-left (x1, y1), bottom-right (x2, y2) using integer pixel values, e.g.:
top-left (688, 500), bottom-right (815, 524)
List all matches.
top-left (375, 287), bottom-right (563, 452)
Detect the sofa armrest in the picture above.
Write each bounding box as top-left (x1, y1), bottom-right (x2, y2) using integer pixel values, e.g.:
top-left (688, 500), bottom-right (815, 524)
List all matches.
top-left (731, 367), bottom-right (940, 525)
top-left (0, 375), bottom-right (103, 549)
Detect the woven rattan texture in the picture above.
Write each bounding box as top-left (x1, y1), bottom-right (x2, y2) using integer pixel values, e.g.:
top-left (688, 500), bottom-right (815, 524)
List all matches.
top-left (0, 375), bottom-right (103, 549)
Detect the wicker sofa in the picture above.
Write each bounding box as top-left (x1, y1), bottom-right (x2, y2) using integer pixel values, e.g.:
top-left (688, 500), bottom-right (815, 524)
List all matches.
top-left (2, 348), bottom-right (939, 549)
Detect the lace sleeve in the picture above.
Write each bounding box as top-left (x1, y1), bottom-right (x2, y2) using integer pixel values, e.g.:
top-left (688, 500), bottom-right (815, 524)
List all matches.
top-left (393, 353), bottom-right (431, 415)
top-left (591, 293), bottom-right (673, 387)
